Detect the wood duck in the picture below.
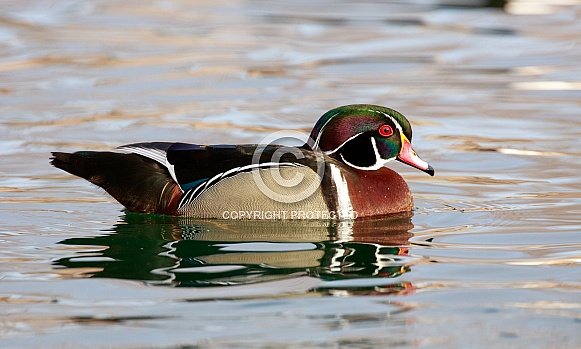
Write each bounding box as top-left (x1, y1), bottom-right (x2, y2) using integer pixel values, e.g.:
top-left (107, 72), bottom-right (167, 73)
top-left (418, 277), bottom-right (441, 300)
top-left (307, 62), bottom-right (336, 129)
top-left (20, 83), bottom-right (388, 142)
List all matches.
top-left (51, 104), bottom-right (434, 219)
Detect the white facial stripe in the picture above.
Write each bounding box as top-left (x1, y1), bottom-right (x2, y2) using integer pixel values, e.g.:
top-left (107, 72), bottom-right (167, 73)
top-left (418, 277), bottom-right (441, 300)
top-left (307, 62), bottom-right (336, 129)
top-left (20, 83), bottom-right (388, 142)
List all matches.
top-left (318, 108), bottom-right (407, 171)
top-left (324, 109), bottom-right (405, 153)
top-left (371, 137), bottom-right (398, 164)
top-left (322, 131), bottom-right (365, 156)
top-left (370, 109), bottom-right (405, 139)
top-left (311, 111), bottom-right (339, 149)
top-left (339, 153), bottom-right (383, 171)
top-left (339, 137), bottom-right (394, 171)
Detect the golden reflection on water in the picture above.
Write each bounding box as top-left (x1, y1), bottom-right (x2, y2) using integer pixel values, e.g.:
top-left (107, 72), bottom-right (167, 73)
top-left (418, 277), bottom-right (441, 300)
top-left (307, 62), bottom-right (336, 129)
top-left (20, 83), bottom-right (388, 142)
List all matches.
top-left (506, 0), bottom-right (581, 14)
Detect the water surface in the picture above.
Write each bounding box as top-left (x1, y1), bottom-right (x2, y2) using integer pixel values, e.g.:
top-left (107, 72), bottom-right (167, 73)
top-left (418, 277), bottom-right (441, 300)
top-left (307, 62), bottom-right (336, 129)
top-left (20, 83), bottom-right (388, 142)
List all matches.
top-left (1, 1), bottom-right (580, 348)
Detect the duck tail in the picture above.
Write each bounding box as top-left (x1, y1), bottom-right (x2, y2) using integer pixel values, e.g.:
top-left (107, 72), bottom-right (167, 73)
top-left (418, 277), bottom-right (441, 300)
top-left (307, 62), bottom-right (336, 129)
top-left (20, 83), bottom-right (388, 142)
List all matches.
top-left (50, 151), bottom-right (182, 215)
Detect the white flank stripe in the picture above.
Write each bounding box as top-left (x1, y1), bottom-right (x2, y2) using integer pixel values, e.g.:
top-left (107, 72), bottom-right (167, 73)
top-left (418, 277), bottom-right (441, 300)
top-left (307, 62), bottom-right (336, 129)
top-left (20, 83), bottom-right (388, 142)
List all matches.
top-left (178, 162), bottom-right (304, 209)
top-left (329, 164), bottom-right (355, 219)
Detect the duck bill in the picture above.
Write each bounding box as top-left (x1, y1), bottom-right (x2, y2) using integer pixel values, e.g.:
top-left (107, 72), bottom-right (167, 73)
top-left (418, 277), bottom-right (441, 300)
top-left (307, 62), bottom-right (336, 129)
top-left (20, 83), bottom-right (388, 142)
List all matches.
top-left (397, 136), bottom-right (435, 176)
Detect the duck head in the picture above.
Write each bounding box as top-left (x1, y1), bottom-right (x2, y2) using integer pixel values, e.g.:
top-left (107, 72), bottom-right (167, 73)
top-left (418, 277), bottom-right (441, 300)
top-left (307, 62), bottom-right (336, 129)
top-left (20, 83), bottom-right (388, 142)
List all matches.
top-left (306, 104), bottom-right (434, 175)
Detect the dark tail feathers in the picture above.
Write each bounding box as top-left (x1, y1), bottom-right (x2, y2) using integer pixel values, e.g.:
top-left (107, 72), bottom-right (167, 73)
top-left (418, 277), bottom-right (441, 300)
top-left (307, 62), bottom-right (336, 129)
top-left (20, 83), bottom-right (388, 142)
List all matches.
top-left (51, 151), bottom-right (182, 215)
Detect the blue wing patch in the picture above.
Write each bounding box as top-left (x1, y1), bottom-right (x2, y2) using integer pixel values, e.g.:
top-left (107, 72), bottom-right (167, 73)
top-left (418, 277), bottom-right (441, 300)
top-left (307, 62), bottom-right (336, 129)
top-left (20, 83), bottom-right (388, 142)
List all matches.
top-left (168, 143), bottom-right (205, 151)
top-left (180, 178), bottom-right (208, 191)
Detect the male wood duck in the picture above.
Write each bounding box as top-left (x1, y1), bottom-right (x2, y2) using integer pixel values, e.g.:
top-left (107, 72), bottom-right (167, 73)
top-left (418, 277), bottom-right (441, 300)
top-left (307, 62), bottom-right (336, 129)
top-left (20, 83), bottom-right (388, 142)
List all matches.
top-left (51, 104), bottom-right (434, 219)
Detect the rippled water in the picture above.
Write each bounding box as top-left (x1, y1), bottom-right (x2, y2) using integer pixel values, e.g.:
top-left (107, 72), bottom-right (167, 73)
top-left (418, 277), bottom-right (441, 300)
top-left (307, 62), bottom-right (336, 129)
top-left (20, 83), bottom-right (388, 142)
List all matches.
top-left (1, 1), bottom-right (581, 348)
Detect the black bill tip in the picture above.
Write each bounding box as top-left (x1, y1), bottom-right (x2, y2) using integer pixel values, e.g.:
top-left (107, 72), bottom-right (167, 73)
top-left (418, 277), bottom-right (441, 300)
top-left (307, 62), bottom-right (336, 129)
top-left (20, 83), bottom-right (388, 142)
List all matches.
top-left (424, 164), bottom-right (435, 176)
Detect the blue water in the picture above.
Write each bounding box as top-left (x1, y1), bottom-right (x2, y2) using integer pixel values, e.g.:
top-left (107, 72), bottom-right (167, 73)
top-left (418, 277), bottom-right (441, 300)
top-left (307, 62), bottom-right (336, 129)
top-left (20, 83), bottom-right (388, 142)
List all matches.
top-left (1, 1), bottom-right (581, 347)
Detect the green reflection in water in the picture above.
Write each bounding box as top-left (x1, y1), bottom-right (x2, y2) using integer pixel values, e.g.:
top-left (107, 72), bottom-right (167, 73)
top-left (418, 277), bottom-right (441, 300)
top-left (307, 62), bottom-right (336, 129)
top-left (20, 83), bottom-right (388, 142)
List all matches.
top-left (54, 212), bottom-right (415, 294)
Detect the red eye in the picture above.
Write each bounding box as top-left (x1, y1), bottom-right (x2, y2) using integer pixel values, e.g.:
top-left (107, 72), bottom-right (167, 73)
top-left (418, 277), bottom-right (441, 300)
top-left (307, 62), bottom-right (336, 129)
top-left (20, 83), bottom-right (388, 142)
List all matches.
top-left (378, 125), bottom-right (393, 137)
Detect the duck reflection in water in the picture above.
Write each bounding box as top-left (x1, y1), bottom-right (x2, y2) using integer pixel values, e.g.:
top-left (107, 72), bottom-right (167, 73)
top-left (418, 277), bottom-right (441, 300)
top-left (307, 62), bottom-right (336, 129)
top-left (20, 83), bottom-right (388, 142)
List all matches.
top-left (54, 212), bottom-right (415, 296)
